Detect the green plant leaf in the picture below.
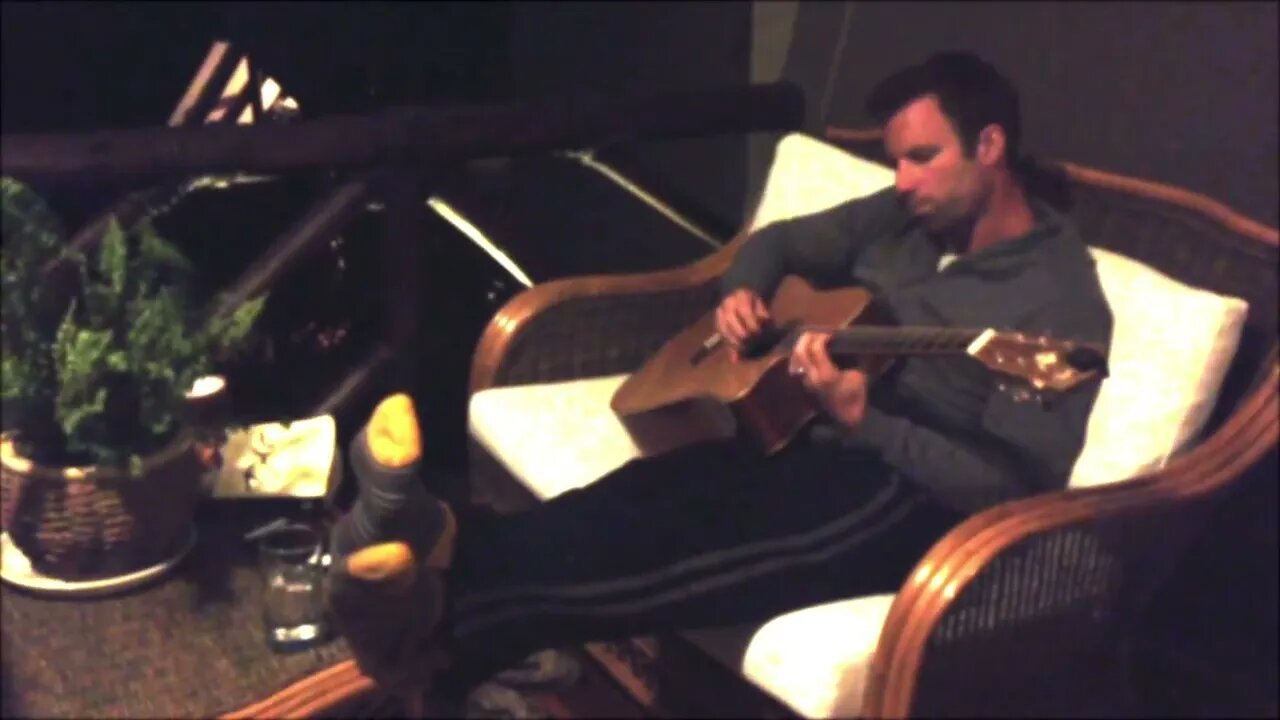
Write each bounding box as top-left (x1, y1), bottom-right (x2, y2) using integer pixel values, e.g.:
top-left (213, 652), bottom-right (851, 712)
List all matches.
top-left (1, 354), bottom-right (23, 400)
top-left (99, 218), bottom-right (128, 295)
top-left (82, 285), bottom-right (120, 330)
top-left (57, 386), bottom-right (107, 440)
top-left (1, 177), bottom-right (66, 257)
top-left (105, 350), bottom-right (129, 372)
top-left (208, 294), bottom-right (269, 353)
top-left (136, 220), bottom-right (192, 270)
top-left (2, 177), bottom-right (72, 356)
top-left (53, 318), bottom-right (112, 397)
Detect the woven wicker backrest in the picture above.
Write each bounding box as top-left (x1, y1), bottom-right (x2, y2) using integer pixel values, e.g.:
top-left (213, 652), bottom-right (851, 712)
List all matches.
top-left (910, 522), bottom-right (1135, 716)
top-left (492, 282), bottom-right (721, 386)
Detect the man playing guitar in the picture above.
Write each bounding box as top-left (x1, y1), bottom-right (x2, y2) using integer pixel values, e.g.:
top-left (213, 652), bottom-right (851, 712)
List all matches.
top-left (324, 51), bottom-right (1114, 705)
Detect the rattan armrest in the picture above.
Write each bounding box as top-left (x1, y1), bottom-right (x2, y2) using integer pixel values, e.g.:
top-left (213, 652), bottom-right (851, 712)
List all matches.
top-left (863, 363), bottom-right (1279, 718)
top-left (221, 660), bottom-right (373, 718)
top-left (469, 233), bottom-right (749, 393)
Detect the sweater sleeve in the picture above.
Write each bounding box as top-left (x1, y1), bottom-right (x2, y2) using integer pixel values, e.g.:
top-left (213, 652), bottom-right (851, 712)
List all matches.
top-left (836, 407), bottom-right (1034, 514)
top-left (839, 292), bottom-right (1112, 513)
top-left (721, 188), bottom-right (901, 299)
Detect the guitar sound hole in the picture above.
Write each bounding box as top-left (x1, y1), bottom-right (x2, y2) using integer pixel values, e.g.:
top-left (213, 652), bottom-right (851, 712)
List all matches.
top-left (740, 323), bottom-right (796, 360)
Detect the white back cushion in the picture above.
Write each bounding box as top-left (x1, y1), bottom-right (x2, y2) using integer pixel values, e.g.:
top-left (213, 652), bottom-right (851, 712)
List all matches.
top-left (1068, 248), bottom-right (1247, 486)
top-left (749, 133), bottom-right (896, 233)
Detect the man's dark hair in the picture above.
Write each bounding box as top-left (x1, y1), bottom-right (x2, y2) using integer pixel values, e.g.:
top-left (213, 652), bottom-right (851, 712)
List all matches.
top-left (865, 51), bottom-right (1022, 166)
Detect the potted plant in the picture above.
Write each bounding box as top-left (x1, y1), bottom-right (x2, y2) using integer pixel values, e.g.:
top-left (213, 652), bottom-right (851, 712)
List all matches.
top-left (1, 177), bottom-right (267, 580)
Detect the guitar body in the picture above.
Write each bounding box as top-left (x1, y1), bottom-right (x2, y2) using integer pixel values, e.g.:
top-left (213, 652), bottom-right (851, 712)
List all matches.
top-left (610, 276), bottom-right (893, 457)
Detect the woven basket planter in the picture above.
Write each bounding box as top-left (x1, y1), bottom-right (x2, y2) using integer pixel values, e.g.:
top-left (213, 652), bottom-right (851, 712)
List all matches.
top-left (0, 432), bottom-right (205, 580)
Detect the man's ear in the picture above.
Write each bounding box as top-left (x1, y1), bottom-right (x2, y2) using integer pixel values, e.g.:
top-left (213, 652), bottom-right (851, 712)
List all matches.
top-left (977, 124), bottom-right (1006, 167)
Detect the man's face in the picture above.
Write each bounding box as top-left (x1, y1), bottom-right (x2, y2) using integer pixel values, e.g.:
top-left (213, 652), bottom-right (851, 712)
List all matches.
top-left (883, 94), bottom-right (991, 234)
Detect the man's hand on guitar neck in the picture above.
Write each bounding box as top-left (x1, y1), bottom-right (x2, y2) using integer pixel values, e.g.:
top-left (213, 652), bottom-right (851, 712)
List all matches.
top-left (790, 331), bottom-right (870, 430)
top-left (716, 289), bottom-right (772, 362)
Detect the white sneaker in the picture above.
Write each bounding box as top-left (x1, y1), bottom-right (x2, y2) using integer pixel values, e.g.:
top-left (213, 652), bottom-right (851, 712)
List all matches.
top-left (465, 681), bottom-right (551, 719)
top-left (491, 648), bottom-right (583, 690)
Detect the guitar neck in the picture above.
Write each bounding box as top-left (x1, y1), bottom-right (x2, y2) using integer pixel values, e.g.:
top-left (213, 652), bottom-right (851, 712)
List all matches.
top-left (821, 326), bottom-right (985, 358)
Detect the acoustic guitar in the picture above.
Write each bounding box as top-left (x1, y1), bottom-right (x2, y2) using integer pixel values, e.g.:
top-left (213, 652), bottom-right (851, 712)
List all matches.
top-left (610, 275), bottom-right (1109, 457)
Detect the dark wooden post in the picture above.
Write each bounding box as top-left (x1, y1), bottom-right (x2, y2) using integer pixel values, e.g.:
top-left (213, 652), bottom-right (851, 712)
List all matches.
top-left (376, 172), bottom-right (427, 390)
top-left (246, 54), bottom-right (266, 126)
top-left (306, 173), bottom-right (427, 421)
top-left (209, 177), bottom-right (371, 320)
top-left (168, 41), bottom-right (243, 128)
top-left (310, 344), bottom-right (395, 417)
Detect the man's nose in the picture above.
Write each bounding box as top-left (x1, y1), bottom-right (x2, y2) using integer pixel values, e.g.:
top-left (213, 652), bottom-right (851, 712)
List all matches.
top-left (895, 163), bottom-right (918, 195)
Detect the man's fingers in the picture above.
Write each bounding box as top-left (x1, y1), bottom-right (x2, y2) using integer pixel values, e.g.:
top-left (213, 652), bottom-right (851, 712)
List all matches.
top-left (714, 305), bottom-right (729, 341)
top-left (716, 299), bottom-right (751, 344)
top-left (791, 332), bottom-right (839, 388)
top-left (790, 332), bottom-right (815, 376)
top-left (785, 330), bottom-right (873, 427)
top-left (716, 291), bottom-right (771, 359)
top-left (794, 332), bottom-right (817, 372)
top-left (714, 305), bottom-right (736, 343)
top-left (732, 301), bottom-right (763, 338)
top-left (810, 333), bottom-right (839, 377)
top-left (750, 295), bottom-right (771, 323)
top-left (718, 305), bottom-right (747, 347)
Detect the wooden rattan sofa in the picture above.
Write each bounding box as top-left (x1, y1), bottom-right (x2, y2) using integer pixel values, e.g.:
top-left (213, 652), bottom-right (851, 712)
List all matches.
top-left (461, 129), bottom-right (1279, 718)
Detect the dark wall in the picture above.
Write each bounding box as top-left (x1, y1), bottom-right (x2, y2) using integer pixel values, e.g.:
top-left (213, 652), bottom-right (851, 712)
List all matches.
top-left (504, 1), bottom-right (753, 273)
top-left (0, 2), bottom-right (510, 129)
top-left (1, 2), bottom-right (218, 133)
top-left (766, 1), bottom-right (1278, 227)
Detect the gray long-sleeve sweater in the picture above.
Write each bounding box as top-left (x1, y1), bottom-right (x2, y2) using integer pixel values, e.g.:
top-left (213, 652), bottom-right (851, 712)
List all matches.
top-left (721, 187), bottom-right (1113, 515)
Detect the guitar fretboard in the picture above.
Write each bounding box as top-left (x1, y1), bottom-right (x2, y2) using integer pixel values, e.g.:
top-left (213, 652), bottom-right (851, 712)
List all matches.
top-left (801, 326), bottom-right (985, 356)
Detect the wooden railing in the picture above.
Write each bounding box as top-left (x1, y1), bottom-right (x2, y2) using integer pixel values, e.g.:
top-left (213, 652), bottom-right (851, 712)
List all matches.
top-left (2, 83), bottom-right (804, 184)
top-left (3, 40), bottom-right (806, 425)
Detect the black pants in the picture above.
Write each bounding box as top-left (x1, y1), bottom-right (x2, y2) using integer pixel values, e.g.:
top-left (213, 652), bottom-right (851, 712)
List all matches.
top-left (435, 432), bottom-right (965, 697)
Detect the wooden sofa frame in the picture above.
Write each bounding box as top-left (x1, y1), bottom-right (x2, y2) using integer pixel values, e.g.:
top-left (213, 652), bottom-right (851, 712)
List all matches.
top-left (462, 129), bottom-right (1279, 717)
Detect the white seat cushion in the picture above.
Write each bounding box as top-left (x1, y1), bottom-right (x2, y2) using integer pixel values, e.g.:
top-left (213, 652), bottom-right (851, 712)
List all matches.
top-left (741, 593), bottom-right (897, 718)
top-left (468, 374), bottom-right (638, 501)
top-left (466, 132), bottom-right (1250, 717)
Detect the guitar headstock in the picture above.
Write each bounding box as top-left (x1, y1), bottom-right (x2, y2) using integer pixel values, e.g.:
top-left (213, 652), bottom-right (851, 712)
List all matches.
top-left (967, 328), bottom-right (1108, 399)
